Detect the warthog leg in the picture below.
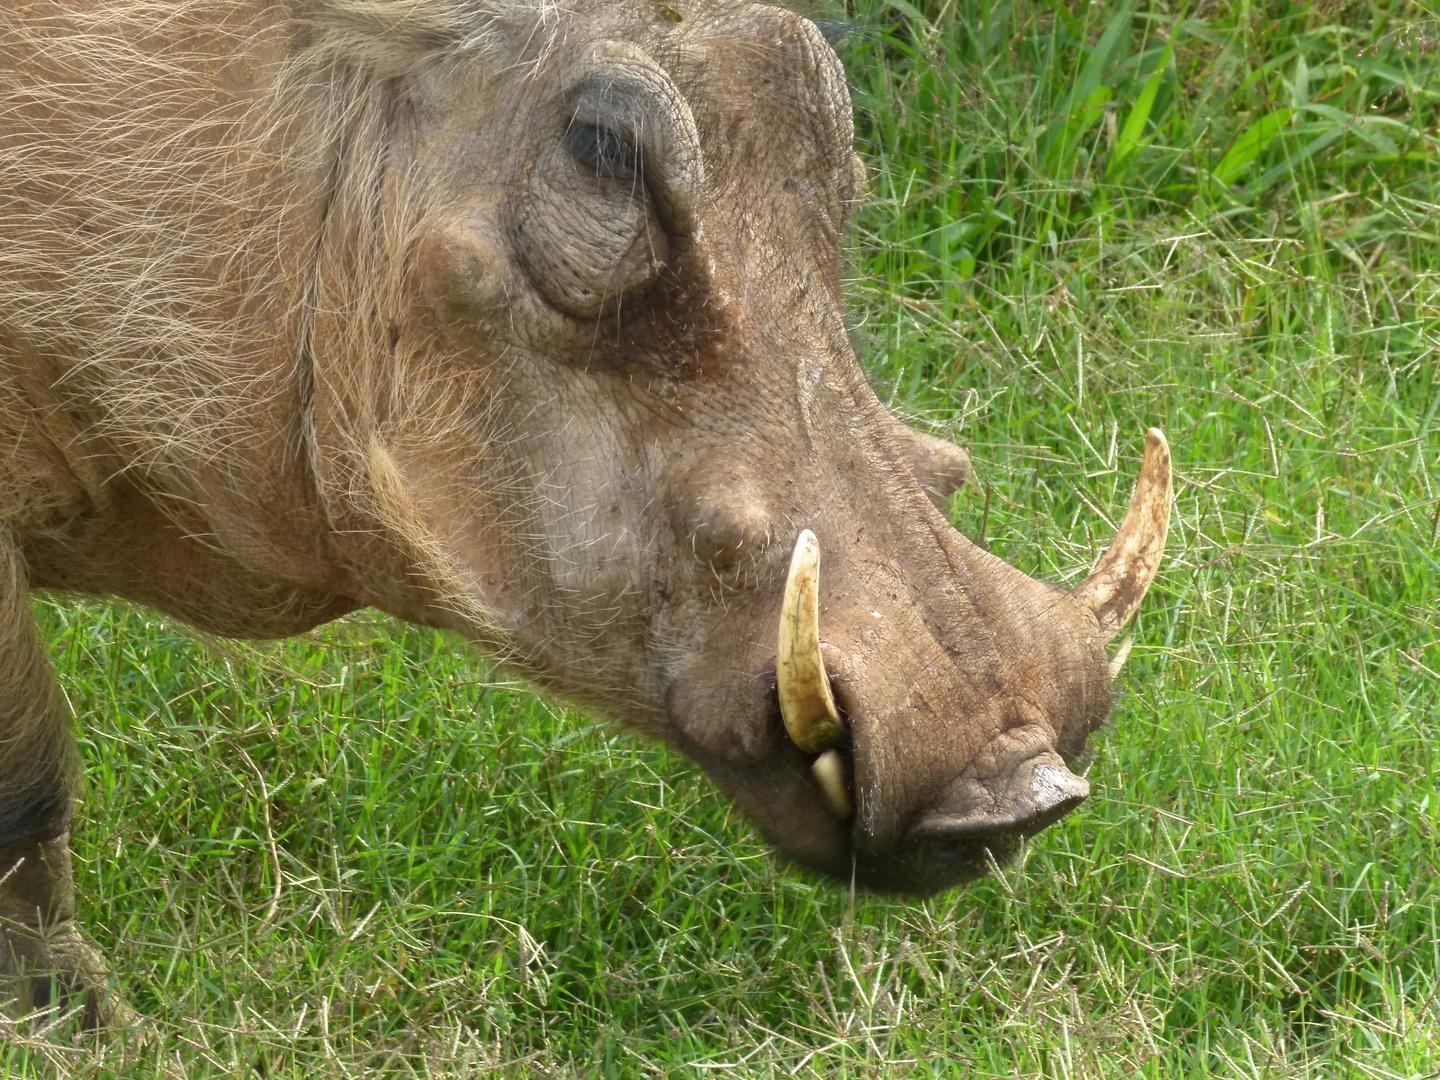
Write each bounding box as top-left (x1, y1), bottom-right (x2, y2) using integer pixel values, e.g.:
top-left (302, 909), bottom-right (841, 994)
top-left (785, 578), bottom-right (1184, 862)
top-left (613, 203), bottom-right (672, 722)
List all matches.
top-left (0, 835), bottom-right (123, 1030)
top-left (0, 541), bottom-right (136, 1032)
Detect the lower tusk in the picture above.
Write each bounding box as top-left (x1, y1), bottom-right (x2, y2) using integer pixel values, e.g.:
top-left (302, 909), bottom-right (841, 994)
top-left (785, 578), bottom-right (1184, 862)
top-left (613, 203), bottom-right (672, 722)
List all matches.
top-left (777, 529), bottom-right (845, 753)
top-left (812, 750), bottom-right (852, 820)
top-left (1107, 635), bottom-right (1133, 681)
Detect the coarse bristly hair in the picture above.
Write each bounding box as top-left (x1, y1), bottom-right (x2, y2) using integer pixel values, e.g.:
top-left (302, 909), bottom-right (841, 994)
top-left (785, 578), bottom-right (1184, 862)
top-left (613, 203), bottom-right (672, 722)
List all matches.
top-left (307, 0), bottom-right (575, 70)
top-left (0, 0), bottom-right (573, 469)
top-left (0, 0), bottom-right (741, 713)
top-left (0, 0), bottom-right (577, 539)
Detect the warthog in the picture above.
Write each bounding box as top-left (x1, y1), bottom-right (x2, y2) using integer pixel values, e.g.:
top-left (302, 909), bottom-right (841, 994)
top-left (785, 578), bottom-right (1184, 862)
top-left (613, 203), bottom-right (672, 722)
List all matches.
top-left (0, 0), bottom-right (1172, 1026)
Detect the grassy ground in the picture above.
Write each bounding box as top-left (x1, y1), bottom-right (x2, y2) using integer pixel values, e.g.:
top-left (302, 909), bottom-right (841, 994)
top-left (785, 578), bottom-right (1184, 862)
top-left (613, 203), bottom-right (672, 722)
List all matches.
top-left (5, 0), bottom-right (1440, 1075)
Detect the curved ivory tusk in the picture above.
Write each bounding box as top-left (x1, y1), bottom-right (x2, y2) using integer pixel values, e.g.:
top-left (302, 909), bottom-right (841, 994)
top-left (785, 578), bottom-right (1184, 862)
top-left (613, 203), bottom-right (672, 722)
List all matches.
top-left (777, 529), bottom-right (845, 753)
top-left (811, 750), bottom-right (853, 819)
top-left (1072, 429), bottom-right (1173, 641)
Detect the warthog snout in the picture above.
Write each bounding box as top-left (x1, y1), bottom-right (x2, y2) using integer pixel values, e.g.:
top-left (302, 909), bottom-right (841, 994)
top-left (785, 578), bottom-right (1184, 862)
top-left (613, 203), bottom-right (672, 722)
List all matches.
top-left (674, 431), bottom-right (1171, 895)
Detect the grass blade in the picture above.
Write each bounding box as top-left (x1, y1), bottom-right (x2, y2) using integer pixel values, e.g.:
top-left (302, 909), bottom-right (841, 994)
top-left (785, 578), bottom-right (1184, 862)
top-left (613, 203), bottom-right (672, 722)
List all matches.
top-left (1107, 17), bottom-right (1182, 179)
top-left (1213, 108), bottom-right (1292, 187)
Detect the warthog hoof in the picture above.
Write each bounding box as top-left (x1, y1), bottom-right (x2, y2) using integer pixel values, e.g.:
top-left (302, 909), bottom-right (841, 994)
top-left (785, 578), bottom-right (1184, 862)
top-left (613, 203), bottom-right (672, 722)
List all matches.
top-left (0, 919), bottom-right (141, 1033)
top-left (0, 835), bottom-right (146, 1038)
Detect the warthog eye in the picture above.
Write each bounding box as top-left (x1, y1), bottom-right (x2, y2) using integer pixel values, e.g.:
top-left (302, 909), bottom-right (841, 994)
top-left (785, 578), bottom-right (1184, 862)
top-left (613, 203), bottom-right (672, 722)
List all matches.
top-left (564, 122), bottom-right (641, 184)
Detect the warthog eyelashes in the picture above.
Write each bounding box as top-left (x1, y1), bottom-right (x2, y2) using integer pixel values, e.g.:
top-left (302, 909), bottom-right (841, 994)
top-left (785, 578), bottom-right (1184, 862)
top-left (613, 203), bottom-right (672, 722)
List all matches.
top-left (563, 122), bottom-right (640, 184)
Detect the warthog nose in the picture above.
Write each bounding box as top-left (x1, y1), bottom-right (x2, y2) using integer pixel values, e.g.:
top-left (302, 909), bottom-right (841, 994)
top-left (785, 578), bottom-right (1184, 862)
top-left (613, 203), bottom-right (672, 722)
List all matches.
top-left (907, 751), bottom-right (1091, 845)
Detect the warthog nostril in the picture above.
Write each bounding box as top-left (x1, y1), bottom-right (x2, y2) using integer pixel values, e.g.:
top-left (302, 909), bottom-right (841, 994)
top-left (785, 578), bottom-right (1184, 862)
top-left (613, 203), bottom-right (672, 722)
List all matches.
top-left (907, 752), bottom-right (1090, 844)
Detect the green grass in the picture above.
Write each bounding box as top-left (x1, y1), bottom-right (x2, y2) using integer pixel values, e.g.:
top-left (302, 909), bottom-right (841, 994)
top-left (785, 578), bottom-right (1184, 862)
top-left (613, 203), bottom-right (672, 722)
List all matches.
top-left (6, 0), bottom-right (1440, 1075)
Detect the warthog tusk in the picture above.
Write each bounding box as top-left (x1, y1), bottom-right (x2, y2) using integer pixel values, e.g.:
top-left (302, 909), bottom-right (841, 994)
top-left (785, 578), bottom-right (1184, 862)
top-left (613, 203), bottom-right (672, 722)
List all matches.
top-left (777, 529), bottom-right (844, 753)
top-left (1072, 429), bottom-right (1173, 641)
top-left (1107, 635), bottom-right (1133, 681)
top-left (811, 750), bottom-right (852, 820)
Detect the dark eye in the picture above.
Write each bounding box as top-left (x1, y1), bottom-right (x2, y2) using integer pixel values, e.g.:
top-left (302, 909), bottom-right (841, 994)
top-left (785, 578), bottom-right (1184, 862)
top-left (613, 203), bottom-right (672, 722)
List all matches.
top-left (564, 122), bottom-right (640, 183)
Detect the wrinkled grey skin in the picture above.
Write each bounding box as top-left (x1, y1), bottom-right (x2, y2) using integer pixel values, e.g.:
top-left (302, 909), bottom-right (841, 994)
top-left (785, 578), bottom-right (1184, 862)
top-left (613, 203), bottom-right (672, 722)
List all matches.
top-left (0, 0), bottom-right (1125, 1026)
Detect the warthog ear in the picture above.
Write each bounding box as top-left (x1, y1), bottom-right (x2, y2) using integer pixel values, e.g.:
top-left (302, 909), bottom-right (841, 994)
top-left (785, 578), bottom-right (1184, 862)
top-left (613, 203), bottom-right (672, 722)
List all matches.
top-left (893, 425), bottom-right (972, 508)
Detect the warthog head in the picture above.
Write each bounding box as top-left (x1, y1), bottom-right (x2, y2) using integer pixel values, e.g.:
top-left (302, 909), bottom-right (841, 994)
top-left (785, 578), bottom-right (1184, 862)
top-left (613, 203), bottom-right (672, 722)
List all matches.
top-left (306, 0), bottom-right (1172, 894)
